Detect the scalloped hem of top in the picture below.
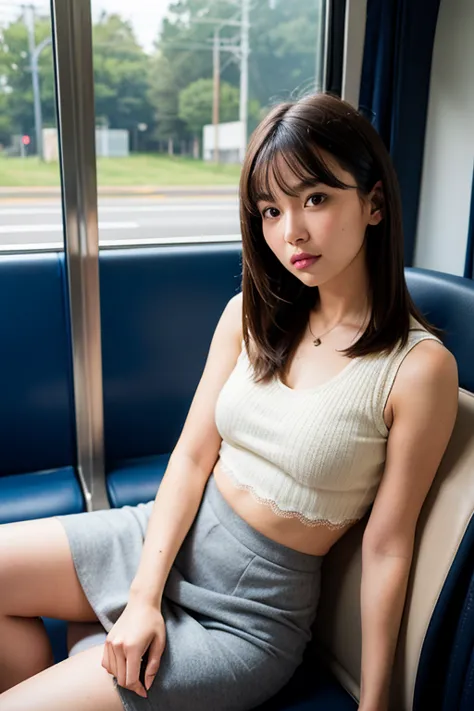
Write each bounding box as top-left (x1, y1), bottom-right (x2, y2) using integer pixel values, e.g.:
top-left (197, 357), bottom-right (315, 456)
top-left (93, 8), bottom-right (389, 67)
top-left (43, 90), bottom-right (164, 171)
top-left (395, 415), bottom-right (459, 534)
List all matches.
top-left (218, 463), bottom-right (362, 530)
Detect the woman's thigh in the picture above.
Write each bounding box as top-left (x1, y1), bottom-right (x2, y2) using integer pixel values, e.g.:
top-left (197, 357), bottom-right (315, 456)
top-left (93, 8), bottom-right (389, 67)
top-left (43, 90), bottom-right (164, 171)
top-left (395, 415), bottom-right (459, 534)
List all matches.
top-left (0, 517), bottom-right (97, 621)
top-left (0, 644), bottom-right (123, 711)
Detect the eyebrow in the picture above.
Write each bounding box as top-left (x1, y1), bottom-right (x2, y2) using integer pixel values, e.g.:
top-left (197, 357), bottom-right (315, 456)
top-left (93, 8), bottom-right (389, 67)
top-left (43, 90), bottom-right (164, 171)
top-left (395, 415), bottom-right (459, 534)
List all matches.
top-left (255, 180), bottom-right (322, 204)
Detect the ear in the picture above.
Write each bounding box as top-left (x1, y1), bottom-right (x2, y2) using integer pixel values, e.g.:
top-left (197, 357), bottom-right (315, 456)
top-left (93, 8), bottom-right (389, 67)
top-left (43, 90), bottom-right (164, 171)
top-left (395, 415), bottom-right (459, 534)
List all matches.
top-left (368, 180), bottom-right (384, 225)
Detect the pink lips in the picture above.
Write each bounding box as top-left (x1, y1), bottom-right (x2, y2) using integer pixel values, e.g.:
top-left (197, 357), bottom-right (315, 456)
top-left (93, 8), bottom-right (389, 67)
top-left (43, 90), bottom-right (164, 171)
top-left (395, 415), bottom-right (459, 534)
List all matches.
top-left (293, 256), bottom-right (320, 270)
top-left (291, 252), bottom-right (321, 270)
top-left (290, 251), bottom-right (317, 264)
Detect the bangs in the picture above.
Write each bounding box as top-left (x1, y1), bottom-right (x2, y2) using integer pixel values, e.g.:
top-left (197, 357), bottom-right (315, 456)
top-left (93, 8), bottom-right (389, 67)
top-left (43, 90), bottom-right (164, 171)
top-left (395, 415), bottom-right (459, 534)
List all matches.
top-left (245, 121), bottom-right (353, 213)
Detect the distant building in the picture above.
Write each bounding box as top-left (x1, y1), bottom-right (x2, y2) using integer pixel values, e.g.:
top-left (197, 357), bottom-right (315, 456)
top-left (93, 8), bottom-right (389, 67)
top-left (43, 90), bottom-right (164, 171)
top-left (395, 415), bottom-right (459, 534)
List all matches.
top-left (42, 127), bottom-right (130, 162)
top-left (203, 121), bottom-right (244, 164)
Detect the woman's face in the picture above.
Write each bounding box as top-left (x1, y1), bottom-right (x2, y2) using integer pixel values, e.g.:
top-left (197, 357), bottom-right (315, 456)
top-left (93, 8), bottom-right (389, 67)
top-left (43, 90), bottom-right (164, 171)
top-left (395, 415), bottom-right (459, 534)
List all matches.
top-left (256, 152), bottom-right (382, 288)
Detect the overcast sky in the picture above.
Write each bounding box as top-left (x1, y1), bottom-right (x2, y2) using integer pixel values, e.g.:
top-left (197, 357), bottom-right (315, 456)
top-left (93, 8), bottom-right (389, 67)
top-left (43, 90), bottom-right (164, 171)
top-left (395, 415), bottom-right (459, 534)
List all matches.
top-left (91, 0), bottom-right (172, 52)
top-left (2, 0), bottom-right (173, 53)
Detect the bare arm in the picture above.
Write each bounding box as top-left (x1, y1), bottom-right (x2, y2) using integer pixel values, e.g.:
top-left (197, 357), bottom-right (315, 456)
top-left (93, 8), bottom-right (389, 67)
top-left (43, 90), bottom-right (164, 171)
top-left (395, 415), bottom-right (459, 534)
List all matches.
top-left (130, 291), bottom-right (243, 605)
top-left (358, 341), bottom-right (458, 711)
top-left (102, 292), bottom-right (243, 695)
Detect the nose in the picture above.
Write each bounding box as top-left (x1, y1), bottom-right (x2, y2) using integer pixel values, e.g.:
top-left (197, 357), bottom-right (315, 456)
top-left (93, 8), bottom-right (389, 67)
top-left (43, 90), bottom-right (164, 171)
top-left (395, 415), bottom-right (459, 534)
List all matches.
top-left (282, 209), bottom-right (309, 245)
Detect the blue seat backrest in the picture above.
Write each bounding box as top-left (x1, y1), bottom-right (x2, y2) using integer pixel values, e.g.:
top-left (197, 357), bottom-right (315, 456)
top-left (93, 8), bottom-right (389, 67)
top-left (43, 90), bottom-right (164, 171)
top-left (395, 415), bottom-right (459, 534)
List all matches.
top-left (100, 245), bottom-right (242, 466)
top-left (406, 267), bottom-right (474, 391)
top-left (0, 254), bottom-right (76, 476)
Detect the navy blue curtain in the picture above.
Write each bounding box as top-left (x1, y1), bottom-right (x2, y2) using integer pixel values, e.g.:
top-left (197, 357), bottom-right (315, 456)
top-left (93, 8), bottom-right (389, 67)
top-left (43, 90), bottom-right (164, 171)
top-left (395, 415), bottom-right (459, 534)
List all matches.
top-left (359, 0), bottom-right (442, 267)
top-left (464, 168), bottom-right (474, 279)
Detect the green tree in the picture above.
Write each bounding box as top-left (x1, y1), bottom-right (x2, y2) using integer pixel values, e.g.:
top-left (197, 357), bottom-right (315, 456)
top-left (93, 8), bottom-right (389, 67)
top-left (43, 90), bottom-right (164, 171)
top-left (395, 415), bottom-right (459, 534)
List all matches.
top-left (93, 13), bottom-right (155, 137)
top-left (148, 53), bottom-right (187, 150)
top-left (148, 0), bottom-right (242, 147)
top-left (0, 11), bottom-right (155, 151)
top-left (179, 78), bottom-right (239, 133)
top-left (151, 0), bottom-right (321, 146)
top-left (178, 78), bottom-right (261, 156)
top-left (0, 93), bottom-right (13, 147)
top-left (0, 13), bottom-right (55, 145)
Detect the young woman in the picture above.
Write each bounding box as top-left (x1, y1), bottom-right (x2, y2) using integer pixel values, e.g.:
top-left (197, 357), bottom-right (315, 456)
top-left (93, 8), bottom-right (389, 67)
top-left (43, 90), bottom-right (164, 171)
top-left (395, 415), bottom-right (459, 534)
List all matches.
top-left (0, 93), bottom-right (458, 711)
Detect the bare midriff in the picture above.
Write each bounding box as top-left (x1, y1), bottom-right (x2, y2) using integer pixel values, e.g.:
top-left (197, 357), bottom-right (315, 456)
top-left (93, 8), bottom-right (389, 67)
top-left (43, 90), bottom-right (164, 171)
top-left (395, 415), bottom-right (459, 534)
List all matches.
top-left (213, 459), bottom-right (355, 557)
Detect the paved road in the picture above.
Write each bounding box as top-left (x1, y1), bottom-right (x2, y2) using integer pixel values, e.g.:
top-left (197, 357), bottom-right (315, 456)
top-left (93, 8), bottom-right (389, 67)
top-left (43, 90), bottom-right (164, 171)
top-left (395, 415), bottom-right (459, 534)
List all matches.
top-left (0, 196), bottom-right (241, 248)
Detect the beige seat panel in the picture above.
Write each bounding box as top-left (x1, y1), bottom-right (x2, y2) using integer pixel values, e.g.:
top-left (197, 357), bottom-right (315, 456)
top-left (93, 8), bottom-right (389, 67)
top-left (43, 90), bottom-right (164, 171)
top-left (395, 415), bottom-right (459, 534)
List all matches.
top-left (313, 389), bottom-right (474, 710)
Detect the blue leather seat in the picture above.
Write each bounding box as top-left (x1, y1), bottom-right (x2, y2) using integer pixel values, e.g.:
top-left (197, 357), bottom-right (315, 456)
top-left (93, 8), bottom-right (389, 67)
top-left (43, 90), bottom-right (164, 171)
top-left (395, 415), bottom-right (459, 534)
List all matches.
top-left (0, 468), bottom-right (83, 524)
top-left (107, 454), bottom-right (168, 508)
top-left (405, 267), bottom-right (474, 391)
top-left (0, 254), bottom-right (83, 523)
top-left (3, 246), bottom-right (474, 709)
top-left (256, 654), bottom-right (357, 710)
top-left (0, 254), bottom-right (84, 666)
top-left (100, 246), bottom-right (242, 468)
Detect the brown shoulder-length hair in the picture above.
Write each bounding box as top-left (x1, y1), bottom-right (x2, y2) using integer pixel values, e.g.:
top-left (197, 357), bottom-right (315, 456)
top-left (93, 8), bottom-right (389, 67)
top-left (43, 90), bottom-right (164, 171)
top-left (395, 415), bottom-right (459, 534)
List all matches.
top-left (239, 92), bottom-right (438, 384)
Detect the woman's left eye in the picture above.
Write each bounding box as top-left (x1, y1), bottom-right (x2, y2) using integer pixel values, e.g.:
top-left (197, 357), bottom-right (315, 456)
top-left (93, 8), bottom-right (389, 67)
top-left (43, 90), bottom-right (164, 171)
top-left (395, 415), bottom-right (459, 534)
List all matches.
top-left (305, 194), bottom-right (326, 207)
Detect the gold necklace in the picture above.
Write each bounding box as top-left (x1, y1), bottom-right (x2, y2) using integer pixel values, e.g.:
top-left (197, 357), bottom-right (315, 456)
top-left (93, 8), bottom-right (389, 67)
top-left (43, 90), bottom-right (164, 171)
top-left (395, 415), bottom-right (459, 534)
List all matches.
top-left (308, 310), bottom-right (369, 347)
top-left (307, 319), bottom-right (342, 347)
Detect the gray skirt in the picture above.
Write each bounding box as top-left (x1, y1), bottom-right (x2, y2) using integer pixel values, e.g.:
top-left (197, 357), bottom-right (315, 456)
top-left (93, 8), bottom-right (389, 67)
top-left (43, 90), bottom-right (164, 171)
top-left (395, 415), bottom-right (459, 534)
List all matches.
top-left (57, 475), bottom-right (323, 711)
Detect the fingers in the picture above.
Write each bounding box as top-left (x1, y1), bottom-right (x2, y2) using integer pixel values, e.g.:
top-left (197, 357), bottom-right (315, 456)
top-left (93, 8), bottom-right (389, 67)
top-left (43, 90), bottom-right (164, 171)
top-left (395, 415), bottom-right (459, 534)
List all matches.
top-left (113, 645), bottom-right (127, 689)
top-left (144, 635), bottom-right (165, 691)
top-left (125, 650), bottom-right (148, 698)
top-left (101, 643), bottom-right (112, 675)
top-left (103, 639), bottom-right (148, 698)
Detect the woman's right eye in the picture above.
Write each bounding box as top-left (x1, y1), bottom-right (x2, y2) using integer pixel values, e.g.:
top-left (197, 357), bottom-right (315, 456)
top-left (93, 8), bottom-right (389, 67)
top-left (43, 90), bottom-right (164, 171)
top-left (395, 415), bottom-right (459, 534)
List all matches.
top-left (262, 207), bottom-right (280, 219)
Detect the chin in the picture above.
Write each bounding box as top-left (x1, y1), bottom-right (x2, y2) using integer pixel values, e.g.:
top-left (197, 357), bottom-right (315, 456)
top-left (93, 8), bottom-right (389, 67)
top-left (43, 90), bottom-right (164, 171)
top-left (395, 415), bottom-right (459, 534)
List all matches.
top-left (292, 270), bottom-right (326, 287)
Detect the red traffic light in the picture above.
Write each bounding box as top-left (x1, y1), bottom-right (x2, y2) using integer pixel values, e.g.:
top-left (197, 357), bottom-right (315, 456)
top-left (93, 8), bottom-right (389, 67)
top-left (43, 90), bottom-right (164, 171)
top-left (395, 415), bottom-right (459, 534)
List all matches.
top-left (22, 135), bottom-right (31, 146)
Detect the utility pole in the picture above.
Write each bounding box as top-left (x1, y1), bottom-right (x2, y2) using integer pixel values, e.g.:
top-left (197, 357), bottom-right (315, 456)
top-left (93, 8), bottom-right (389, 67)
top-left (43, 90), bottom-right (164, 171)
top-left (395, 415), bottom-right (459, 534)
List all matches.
top-left (212, 28), bottom-right (220, 164)
top-left (239, 0), bottom-right (250, 163)
top-left (23, 4), bottom-right (44, 160)
top-left (193, 1), bottom-right (250, 164)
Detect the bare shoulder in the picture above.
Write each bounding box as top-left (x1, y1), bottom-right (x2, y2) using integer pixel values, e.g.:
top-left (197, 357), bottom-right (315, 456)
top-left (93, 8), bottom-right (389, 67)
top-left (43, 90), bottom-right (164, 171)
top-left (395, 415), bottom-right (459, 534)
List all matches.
top-left (396, 339), bottom-right (457, 391)
top-left (390, 338), bottom-right (458, 415)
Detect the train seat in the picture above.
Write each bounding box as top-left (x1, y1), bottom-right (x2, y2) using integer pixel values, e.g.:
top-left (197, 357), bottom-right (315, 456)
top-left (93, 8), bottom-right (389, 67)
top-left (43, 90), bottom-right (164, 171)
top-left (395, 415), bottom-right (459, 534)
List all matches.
top-left (0, 254), bottom-right (83, 524)
top-left (2, 247), bottom-right (474, 710)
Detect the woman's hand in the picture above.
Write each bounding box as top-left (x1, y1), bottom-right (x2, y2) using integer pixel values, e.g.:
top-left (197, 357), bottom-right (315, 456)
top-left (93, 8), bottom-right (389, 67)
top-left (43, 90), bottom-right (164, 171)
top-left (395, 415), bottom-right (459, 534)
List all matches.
top-left (101, 599), bottom-right (166, 698)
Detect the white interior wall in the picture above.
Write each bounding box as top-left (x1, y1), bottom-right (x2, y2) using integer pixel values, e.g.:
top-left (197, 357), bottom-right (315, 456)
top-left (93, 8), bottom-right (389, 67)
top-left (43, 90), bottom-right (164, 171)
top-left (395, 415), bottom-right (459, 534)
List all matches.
top-left (414, 0), bottom-right (474, 275)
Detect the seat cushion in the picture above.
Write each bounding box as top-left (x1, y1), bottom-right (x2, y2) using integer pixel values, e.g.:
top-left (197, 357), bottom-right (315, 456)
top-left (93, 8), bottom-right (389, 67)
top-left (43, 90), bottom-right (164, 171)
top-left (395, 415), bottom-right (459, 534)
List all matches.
top-left (107, 453), bottom-right (170, 508)
top-left (43, 618), bottom-right (68, 664)
top-left (256, 651), bottom-right (357, 710)
top-left (0, 467), bottom-right (84, 524)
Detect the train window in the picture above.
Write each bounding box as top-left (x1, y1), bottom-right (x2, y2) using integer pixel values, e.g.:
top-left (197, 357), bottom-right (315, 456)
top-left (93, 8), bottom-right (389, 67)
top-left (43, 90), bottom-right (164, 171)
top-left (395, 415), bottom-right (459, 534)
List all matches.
top-left (90, 0), bottom-right (328, 249)
top-left (0, 0), bottom-right (62, 252)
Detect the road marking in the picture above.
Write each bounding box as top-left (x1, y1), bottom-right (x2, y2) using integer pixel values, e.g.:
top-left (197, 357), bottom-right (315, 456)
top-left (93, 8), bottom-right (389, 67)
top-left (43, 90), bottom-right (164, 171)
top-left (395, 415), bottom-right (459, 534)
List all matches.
top-left (0, 203), bottom-right (238, 217)
top-left (0, 234), bottom-right (242, 252)
top-left (0, 222), bottom-right (139, 234)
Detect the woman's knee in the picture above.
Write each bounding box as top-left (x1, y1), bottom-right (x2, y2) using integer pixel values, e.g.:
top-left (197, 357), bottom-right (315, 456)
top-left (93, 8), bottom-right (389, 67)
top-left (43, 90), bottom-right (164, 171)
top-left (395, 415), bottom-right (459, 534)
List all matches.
top-left (0, 518), bottom-right (97, 622)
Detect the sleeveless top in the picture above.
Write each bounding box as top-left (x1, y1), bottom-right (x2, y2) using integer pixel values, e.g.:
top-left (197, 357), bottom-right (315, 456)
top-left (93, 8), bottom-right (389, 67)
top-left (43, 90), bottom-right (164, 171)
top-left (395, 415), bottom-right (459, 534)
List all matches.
top-left (214, 319), bottom-right (442, 528)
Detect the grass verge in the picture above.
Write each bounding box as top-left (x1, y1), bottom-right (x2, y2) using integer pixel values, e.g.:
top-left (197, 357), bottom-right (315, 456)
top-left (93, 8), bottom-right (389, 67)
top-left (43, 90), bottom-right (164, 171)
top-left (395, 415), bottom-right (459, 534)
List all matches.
top-left (0, 154), bottom-right (241, 187)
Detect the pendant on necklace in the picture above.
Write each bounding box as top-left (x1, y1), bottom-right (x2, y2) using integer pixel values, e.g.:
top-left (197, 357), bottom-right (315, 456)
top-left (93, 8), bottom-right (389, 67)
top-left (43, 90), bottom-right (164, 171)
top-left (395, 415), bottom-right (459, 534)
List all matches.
top-left (313, 338), bottom-right (322, 347)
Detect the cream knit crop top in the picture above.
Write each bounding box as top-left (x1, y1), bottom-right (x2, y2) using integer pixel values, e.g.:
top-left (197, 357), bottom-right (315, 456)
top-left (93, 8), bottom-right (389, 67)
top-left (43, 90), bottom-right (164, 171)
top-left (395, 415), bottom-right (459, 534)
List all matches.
top-left (214, 319), bottom-right (442, 528)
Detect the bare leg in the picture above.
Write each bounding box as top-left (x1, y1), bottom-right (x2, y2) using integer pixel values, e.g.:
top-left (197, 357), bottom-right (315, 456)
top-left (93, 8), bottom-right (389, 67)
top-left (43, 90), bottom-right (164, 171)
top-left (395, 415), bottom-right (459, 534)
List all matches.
top-left (0, 517), bottom-right (98, 692)
top-left (0, 644), bottom-right (124, 711)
